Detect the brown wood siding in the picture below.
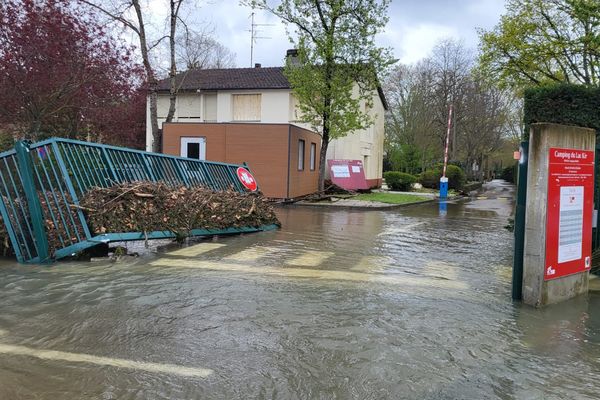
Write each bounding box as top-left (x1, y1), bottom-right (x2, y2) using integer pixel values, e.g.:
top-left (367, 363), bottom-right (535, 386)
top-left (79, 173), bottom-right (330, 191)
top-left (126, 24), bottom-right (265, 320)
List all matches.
top-left (162, 122), bottom-right (318, 199)
top-left (222, 124), bottom-right (289, 198)
top-left (288, 125), bottom-right (320, 198)
top-left (162, 123), bottom-right (226, 161)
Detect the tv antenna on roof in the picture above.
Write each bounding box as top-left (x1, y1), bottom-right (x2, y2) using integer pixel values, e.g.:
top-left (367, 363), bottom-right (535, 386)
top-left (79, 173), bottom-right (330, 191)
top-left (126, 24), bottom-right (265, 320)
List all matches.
top-left (248, 12), bottom-right (274, 67)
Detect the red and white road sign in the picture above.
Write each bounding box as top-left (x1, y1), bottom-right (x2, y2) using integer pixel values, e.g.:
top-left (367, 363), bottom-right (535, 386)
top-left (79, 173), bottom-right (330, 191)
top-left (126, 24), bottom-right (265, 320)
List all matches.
top-left (236, 167), bottom-right (258, 192)
top-left (545, 148), bottom-right (595, 280)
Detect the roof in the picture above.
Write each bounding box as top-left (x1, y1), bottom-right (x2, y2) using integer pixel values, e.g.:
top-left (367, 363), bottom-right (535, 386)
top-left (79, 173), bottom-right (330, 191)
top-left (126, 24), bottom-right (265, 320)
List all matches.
top-left (157, 66), bottom-right (388, 110)
top-left (157, 67), bottom-right (290, 91)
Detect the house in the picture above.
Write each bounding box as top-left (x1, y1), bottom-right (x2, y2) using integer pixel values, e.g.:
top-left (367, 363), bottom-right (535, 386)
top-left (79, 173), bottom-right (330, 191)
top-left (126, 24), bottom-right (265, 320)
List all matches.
top-left (146, 51), bottom-right (388, 198)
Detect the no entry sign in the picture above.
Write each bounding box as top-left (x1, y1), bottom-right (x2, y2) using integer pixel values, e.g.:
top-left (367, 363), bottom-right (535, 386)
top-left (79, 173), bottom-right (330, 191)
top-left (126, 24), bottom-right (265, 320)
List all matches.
top-left (545, 148), bottom-right (595, 280)
top-left (236, 167), bottom-right (258, 192)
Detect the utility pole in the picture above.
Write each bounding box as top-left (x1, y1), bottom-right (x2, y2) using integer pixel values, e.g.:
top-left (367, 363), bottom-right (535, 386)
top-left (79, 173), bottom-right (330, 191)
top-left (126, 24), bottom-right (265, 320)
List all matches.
top-left (248, 12), bottom-right (273, 67)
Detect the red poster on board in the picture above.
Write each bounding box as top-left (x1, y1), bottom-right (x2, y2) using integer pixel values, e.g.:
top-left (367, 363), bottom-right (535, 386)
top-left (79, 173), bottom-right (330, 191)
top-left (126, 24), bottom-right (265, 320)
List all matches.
top-left (545, 148), bottom-right (595, 280)
top-left (327, 160), bottom-right (369, 190)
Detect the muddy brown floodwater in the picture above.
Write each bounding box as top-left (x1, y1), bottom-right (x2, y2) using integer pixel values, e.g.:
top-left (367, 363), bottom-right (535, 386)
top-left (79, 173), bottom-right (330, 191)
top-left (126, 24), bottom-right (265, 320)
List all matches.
top-left (0, 180), bottom-right (599, 399)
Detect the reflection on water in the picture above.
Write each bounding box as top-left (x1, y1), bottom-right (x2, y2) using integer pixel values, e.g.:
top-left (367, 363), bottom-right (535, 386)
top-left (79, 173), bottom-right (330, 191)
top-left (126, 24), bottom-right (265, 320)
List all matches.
top-left (0, 181), bottom-right (599, 399)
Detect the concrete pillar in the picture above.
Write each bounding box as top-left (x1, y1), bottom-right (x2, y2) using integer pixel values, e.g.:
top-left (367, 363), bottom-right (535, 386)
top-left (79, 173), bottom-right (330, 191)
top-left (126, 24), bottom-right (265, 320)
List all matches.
top-left (522, 123), bottom-right (596, 307)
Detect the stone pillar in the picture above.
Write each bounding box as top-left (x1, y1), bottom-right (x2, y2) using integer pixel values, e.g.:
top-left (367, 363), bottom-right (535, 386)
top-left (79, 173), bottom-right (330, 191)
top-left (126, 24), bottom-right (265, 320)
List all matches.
top-left (522, 123), bottom-right (596, 307)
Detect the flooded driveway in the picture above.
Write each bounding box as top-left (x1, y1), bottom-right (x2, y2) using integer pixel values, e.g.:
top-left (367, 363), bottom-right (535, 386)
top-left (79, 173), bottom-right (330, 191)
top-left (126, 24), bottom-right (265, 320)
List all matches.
top-left (0, 180), bottom-right (599, 399)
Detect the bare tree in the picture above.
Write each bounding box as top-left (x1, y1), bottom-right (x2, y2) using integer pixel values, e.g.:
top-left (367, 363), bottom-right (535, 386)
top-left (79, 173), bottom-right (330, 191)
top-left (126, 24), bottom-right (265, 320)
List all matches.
top-left (384, 63), bottom-right (437, 173)
top-left (79, 0), bottom-right (188, 152)
top-left (459, 80), bottom-right (507, 180)
top-left (427, 39), bottom-right (472, 156)
top-left (383, 38), bottom-right (520, 179)
top-left (177, 28), bottom-right (236, 70)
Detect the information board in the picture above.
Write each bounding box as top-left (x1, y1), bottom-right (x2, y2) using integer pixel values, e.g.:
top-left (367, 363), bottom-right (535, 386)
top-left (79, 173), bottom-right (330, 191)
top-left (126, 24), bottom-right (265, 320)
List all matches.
top-left (327, 160), bottom-right (369, 190)
top-left (545, 148), bottom-right (595, 280)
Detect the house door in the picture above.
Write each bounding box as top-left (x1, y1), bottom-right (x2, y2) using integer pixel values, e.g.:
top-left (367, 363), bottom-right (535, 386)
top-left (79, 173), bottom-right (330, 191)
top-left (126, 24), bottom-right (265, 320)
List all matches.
top-left (180, 137), bottom-right (206, 160)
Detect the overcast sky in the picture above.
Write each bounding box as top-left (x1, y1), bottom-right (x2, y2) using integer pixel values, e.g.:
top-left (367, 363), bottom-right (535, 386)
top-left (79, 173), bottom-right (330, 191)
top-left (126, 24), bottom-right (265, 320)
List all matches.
top-left (148, 0), bottom-right (507, 69)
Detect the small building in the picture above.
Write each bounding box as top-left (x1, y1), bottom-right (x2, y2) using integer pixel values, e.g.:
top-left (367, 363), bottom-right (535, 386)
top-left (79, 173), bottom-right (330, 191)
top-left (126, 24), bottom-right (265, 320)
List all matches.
top-left (162, 122), bottom-right (320, 199)
top-left (148, 51), bottom-right (388, 198)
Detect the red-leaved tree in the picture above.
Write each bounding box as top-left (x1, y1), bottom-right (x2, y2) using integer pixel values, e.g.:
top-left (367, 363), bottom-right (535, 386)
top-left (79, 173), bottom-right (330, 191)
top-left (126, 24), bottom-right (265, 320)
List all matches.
top-left (0, 0), bottom-right (145, 147)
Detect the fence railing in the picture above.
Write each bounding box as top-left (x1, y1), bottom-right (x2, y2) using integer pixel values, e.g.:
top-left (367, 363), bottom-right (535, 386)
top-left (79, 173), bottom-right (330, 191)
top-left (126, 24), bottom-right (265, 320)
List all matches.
top-left (0, 138), bottom-right (273, 264)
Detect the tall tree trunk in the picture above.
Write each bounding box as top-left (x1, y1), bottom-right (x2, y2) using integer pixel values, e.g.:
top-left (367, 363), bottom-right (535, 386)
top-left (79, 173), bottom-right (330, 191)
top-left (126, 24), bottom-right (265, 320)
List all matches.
top-left (131, 0), bottom-right (161, 152)
top-left (318, 126), bottom-right (330, 192)
top-left (165, 0), bottom-right (179, 125)
top-left (148, 86), bottom-right (160, 152)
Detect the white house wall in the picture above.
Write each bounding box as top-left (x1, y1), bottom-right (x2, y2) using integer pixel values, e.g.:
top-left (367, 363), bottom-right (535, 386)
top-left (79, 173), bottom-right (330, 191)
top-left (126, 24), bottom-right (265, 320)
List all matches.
top-left (145, 87), bottom-right (385, 185)
top-left (324, 90), bottom-right (384, 181)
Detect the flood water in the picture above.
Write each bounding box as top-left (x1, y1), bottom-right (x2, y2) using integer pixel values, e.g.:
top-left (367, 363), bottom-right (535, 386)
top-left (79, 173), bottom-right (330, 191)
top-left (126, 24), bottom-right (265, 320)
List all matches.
top-left (0, 180), bottom-right (599, 399)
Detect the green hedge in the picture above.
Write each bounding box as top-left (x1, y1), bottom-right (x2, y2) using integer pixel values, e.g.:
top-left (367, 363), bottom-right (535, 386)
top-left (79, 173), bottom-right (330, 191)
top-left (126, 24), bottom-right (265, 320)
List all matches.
top-left (501, 164), bottom-right (517, 183)
top-left (384, 171), bottom-right (417, 191)
top-left (524, 84), bottom-right (600, 139)
top-left (419, 165), bottom-right (465, 190)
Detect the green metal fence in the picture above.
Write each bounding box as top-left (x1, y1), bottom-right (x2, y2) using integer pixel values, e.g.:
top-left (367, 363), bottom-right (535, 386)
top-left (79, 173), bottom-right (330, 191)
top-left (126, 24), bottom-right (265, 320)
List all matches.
top-left (0, 138), bottom-right (275, 264)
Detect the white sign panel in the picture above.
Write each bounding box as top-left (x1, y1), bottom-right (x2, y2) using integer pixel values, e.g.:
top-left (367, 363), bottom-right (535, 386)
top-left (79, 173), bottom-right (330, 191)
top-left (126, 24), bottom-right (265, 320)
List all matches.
top-left (558, 186), bottom-right (583, 263)
top-left (331, 165), bottom-right (350, 178)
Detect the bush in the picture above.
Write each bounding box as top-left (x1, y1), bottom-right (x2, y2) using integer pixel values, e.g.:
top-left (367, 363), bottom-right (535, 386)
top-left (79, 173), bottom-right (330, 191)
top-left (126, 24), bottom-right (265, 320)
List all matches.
top-left (524, 83), bottom-right (600, 139)
top-left (419, 165), bottom-right (466, 190)
top-left (419, 170), bottom-right (440, 189)
top-left (384, 171), bottom-right (417, 191)
top-left (445, 165), bottom-right (466, 190)
top-left (501, 164), bottom-right (517, 183)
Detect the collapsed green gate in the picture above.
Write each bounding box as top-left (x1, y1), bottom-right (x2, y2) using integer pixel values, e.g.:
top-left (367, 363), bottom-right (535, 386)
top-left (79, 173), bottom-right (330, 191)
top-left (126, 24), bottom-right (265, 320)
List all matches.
top-left (0, 138), bottom-right (276, 264)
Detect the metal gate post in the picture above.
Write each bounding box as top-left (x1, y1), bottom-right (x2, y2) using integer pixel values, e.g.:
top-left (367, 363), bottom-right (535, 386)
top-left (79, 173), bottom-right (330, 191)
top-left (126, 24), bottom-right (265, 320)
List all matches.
top-left (512, 141), bottom-right (528, 300)
top-left (14, 141), bottom-right (50, 262)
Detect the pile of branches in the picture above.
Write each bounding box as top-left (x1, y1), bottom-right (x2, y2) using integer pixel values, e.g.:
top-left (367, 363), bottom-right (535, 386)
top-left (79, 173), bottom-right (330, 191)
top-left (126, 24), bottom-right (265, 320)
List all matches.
top-left (79, 182), bottom-right (280, 239)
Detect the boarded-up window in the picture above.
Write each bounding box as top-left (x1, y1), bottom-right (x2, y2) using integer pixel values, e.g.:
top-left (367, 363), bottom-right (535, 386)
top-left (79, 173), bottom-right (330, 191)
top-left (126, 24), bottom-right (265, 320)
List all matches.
top-left (232, 94), bottom-right (261, 121)
top-left (203, 93), bottom-right (217, 122)
top-left (298, 139), bottom-right (305, 171)
top-left (310, 142), bottom-right (316, 170)
top-left (178, 95), bottom-right (201, 118)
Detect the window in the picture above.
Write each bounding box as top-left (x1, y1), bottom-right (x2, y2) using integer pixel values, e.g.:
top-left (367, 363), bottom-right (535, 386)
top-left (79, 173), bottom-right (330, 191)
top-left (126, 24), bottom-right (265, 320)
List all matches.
top-left (203, 93), bottom-right (217, 122)
top-left (178, 95), bottom-right (201, 118)
top-left (157, 95), bottom-right (169, 118)
top-left (310, 143), bottom-right (316, 171)
top-left (232, 94), bottom-right (261, 121)
top-left (298, 139), bottom-right (305, 171)
top-left (180, 137), bottom-right (206, 160)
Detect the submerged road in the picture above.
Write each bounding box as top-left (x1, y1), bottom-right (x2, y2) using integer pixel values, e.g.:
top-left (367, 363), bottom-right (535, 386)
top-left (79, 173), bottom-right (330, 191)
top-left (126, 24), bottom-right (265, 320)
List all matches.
top-left (0, 180), bottom-right (599, 399)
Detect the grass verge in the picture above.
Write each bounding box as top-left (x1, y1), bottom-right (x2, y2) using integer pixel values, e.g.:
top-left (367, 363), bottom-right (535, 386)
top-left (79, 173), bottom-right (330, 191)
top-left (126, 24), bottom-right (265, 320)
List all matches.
top-left (355, 192), bottom-right (430, 205)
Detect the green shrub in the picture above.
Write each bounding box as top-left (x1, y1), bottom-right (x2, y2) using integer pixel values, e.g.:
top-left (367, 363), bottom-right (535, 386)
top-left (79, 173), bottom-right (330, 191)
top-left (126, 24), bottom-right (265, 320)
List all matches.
top-left (501, 164), bottom-right (517, 183)
top-left (445, 165), bottom-right (466, 190)
top-left (419, 165), bottom-right (465, 190)
top-left (384, 171), bottom-right (417, 191)
top-left (524, 83), bottom-right (600, 139)
top-left (419, 170), bottom-right (439, 189)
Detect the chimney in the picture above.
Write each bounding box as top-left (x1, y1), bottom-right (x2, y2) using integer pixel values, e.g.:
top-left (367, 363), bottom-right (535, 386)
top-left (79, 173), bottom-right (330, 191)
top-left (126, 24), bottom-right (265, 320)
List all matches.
top-left (286, 49), bottom-right (299, 66)
top-left (254, 63), bottom-right (261, 68)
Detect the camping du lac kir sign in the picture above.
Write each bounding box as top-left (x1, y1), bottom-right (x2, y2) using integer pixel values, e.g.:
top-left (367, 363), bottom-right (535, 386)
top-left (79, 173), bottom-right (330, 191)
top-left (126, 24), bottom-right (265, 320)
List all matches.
top-left (545, 148), bottom-right (595, 280)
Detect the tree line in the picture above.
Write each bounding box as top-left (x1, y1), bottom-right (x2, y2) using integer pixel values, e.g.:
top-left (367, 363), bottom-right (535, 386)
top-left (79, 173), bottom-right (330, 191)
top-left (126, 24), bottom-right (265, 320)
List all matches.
top-left (383, 40), bottom-right (520, 180)
top-left (0, 0), bottom-right (236, 151)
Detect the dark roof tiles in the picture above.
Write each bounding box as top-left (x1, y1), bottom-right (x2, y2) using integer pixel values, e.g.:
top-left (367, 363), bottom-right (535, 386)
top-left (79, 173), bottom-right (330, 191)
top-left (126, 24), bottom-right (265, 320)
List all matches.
top-left (157, 67), bottom-right (290, 91)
